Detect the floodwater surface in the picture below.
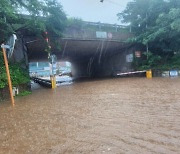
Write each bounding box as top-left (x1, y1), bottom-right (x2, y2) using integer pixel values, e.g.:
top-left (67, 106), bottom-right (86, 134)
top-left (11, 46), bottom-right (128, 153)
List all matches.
top-left (0, 77), bottom-right (180, 154)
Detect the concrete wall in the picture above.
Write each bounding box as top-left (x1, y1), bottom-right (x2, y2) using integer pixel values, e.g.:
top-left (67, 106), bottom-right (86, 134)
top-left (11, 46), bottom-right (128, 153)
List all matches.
top-left (0, 84), bottom-right (30, 101)
top-left (12, 39), bottom-right (135, 79)
top-left (104, 50), bottom-right (134, 76)
top-left (10, 36), bottom-right (29, 68)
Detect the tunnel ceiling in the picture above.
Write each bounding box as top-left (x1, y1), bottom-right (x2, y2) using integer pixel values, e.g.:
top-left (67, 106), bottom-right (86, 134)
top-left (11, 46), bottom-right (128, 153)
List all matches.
top-left (26, 38), bottom-right (130, 62)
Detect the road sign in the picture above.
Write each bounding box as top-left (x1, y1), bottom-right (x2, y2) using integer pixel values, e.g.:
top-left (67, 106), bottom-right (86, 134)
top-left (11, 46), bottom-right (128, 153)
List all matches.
top-left (6, 34), bottom-right (17, 58)
top-left (169, 70), bottom-right (178, 77)
top-left (1, 45), bottom-right (10, 49)
top-left (135, 51), bottom-right (141, 58)
top-left (96, 31), bottom-right (107, 39)
top-left (126, 54), bottom-right (133, 63)
top-left (108, 32), bottom-right (113, 39)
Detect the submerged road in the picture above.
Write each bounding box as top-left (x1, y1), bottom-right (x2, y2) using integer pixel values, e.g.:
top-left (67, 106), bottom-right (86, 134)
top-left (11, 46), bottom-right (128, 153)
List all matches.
top-left (0, 77), bottom-right (180, 153)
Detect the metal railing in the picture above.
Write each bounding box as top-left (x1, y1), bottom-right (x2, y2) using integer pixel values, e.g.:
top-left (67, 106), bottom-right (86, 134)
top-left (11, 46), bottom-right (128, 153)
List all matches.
top-left (31, 77), bottom-right (51, 88)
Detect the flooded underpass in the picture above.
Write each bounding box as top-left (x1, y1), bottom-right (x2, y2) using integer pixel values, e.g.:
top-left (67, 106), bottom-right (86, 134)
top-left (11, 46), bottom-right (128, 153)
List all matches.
top-left (0, 77), bottom-right (180, 154)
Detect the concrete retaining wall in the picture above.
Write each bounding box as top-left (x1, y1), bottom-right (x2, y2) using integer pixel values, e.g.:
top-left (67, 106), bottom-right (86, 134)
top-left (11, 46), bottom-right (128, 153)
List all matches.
top-left (0, 84), bottom-right (30, 102)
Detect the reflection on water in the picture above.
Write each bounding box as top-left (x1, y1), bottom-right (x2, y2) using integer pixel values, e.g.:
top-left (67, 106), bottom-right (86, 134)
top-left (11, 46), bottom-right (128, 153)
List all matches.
top-left (0, 77), bottom-right (180, 153)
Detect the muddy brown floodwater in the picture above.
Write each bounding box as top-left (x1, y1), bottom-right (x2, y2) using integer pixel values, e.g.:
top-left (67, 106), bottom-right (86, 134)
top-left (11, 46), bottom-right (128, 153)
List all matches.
top-left (0, 77), bottom-right (180, 154)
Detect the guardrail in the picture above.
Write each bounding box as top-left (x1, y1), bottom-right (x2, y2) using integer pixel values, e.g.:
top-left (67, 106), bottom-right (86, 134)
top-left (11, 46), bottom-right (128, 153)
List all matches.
top-left (31, 77), bottom-right (52, 88)
top-left (63, 29), bottom-right (132, 41)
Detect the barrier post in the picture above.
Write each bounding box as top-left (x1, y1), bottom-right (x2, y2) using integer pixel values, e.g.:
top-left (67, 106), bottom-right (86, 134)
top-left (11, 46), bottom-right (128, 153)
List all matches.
top-left (51, 75), bottom-right (56, 89)
top-left (146, 70), bottom-right (152, 79)
top-left (53, 76), bottom-right (56, 88)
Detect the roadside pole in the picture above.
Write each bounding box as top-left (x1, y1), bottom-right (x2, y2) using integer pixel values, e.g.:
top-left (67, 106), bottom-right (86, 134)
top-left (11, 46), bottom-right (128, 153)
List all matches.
top-left (44, 31), bottom-right (56, 89)
top-left (49, 55), bottom-right (57, 89)
top-left (1, 45), bottom-right (15, 106)
top-left (52, 65), bottom-right (56, 89)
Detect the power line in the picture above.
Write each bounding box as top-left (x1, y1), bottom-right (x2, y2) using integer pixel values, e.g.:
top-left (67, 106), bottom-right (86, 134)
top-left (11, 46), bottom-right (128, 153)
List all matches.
top-left (100, 0), bottom-right (126, 8)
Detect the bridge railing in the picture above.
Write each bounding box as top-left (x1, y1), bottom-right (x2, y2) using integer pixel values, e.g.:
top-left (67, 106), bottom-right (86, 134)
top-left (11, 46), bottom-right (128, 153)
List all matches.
top-left (31, 77), bottom-right (52, 88)
top-left (63, 30), bottom-right (133, 41)
top-left (63, 21), bottom-right (132, 41)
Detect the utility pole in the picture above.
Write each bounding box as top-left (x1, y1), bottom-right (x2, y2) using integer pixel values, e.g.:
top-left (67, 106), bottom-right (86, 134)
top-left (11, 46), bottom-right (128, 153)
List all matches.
top-left (146, 12), bottom-right (149, 59)
top-left (1, 45), bottom-right (15, 106)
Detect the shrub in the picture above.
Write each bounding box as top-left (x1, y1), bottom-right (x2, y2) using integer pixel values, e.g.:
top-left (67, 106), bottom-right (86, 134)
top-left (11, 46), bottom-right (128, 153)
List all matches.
top-left (0, 51), bottom-right (30, 89)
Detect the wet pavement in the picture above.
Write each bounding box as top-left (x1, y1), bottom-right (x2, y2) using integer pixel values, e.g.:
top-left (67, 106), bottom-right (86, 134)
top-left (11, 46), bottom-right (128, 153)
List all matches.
top-left (0, 77), bottom-right (180, 154)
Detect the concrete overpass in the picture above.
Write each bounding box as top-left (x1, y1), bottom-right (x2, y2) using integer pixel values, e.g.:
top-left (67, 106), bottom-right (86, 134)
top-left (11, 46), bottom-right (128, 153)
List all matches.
top-left (13, 22), bottom-right (140, 78)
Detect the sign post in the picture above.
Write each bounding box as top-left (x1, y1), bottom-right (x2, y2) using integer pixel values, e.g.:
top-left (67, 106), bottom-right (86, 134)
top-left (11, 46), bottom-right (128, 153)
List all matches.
top-left (49, 54), bottom-right (57, 89)
top-left (44, 31), bottom-right (57, 89)
top-left (1, 45), bottom-right (15, 106)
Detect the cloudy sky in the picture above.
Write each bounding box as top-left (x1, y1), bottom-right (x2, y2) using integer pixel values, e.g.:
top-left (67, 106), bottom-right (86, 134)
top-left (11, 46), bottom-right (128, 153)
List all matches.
top-left (60, 0), bottom-right (131, 24)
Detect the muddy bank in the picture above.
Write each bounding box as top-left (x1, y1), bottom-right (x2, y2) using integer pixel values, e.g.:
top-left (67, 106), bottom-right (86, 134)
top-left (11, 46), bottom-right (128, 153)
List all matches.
top-left (0, 77), bottom-right (180, 153)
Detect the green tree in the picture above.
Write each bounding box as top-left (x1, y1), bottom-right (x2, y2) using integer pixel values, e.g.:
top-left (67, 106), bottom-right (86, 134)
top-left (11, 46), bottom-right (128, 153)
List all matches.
top-left (0, 0), bottom-right (67, 89)
top-left (0, 0), bottom-right (67, 43)
top-left (118, 0), bottom-right (180, 69)
top-left (0, 51), bottom-right (30, 89)
top-left (118, 0), bottom-right (180, 51)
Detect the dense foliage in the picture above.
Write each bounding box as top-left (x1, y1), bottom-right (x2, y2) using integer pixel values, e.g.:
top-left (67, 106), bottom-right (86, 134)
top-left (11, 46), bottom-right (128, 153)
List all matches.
top-left (0, 0), bottom-right (67, 43)
top-left (0, 52), bottom-right (30, 89)
top-left (118, 0), bottom-right (180, 70)
top-left (0, 0), bottom-right (67, 89)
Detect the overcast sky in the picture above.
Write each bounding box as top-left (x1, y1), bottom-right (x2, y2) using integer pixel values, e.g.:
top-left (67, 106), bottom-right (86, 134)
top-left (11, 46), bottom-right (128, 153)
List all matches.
top-left (60, 0), bottom-right (131, 24)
